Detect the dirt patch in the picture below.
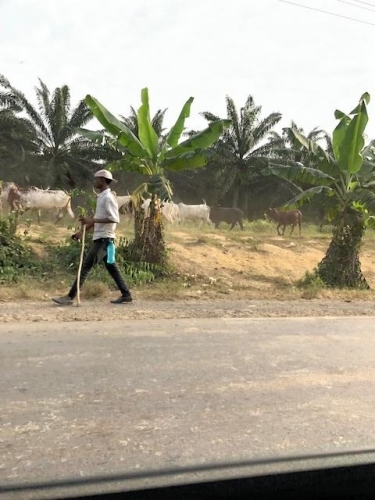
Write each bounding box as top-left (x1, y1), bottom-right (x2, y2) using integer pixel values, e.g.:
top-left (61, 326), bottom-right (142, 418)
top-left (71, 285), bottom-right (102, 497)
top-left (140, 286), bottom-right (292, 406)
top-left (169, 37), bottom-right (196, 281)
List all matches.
top-left (168, 234), bottom-right (326, 292)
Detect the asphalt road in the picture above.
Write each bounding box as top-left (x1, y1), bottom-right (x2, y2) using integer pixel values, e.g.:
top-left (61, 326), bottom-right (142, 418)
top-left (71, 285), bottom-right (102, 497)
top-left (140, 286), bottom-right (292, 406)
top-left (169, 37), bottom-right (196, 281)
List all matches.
top-left (2, 317), bottom-right (375, 498)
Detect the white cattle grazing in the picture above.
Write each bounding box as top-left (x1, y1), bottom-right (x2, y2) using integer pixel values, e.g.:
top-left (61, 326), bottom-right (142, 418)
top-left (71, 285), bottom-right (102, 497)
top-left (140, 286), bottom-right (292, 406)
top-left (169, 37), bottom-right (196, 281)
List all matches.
top-left (8, 187), bottom-right (74, 223)
top-left (141, 199), bottom-right (180, 224)
top-left (116, 195), bottom-right (132, 214)
top-left (161, 201), bottom-right (180, 224)
top-left (178, 203), bottom-right (211, 225)
top-left (116, 195), bottom-right (134, 225)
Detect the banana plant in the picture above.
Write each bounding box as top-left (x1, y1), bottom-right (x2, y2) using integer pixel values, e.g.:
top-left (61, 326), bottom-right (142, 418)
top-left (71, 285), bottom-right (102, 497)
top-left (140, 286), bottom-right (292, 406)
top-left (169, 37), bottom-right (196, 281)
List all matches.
top-left (80, 88), bottom-right (231, 200)
top-left (266, 93), bottom-right (375, 288)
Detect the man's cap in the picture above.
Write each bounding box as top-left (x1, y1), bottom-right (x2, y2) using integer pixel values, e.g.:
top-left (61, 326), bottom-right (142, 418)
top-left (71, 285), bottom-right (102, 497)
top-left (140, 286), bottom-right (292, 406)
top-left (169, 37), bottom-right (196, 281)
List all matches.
top-left (94, 169), bottom-right (117, 184)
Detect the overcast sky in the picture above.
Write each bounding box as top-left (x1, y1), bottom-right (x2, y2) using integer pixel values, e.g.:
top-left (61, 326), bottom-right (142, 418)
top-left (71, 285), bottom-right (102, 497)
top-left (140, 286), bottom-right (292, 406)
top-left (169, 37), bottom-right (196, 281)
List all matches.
top-left (1, 0), bottom-right (375, 138)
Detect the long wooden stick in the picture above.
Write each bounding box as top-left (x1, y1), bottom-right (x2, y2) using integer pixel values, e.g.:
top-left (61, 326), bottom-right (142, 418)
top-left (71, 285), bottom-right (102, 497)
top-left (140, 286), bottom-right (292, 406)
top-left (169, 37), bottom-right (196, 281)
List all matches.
top-left (76, 224), bottom-right (86, 306)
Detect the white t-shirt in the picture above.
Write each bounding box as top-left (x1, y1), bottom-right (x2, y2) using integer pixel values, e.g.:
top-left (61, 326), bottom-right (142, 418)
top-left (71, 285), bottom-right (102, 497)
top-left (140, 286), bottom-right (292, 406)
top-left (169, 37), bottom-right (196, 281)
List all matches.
top-left (93, 189), bottom-right (119, 240)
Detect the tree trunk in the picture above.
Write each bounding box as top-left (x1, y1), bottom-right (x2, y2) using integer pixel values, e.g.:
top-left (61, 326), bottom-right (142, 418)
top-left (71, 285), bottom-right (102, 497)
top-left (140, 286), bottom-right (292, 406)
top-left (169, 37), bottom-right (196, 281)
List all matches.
top-left (129, 194), bottom-right (166, 266)
top-left (243, 190), bottom-right (249, 219)
top-left (316, 211), bottom-right (368, 289)
top-left (232, 184), bottom-right (240, 208)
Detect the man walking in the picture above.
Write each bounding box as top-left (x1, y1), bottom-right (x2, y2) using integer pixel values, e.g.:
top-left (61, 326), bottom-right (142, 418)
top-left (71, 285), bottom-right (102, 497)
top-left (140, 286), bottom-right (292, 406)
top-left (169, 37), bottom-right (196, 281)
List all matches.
top-left (52, 170), bottom-right (132, 305)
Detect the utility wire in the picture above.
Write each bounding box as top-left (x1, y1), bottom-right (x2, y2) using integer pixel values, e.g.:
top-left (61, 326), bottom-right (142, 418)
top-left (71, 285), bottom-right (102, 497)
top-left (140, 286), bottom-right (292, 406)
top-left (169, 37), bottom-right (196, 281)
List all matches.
top-left (338, 0), bottom-right (375, 12)
top-left (1, 447), bottom-right (375, 494)
top-left (354, 0), bottom-right (375, 7)
top-left (277, 0), bottom-right (375, 26)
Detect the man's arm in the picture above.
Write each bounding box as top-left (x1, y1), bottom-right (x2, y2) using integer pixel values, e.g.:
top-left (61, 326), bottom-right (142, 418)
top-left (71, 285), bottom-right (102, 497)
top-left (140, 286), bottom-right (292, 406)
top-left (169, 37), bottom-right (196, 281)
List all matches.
top-left (79, 216), bottom-right (116, 226)
top-left (93, 217), bottom-right (116, 224)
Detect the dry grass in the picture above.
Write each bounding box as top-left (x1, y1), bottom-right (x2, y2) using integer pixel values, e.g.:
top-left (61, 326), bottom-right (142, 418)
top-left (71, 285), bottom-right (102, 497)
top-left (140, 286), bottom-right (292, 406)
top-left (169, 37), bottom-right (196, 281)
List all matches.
top-left (82, 281), bottom-right (108, 299)
top-left (7, 217), bottom-right (375, 301)
top-left (0, 282), bottom-right (49, 301)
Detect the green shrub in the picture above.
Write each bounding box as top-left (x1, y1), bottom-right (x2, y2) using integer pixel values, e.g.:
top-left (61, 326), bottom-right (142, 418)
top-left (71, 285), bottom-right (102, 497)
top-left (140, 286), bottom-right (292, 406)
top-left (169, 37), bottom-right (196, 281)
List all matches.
top-left (247, 219), bottom-right (274, 233)
top-left (296, 271), bottom-right (325, 289)
top-left (0, 216), bottom-right (36, 283)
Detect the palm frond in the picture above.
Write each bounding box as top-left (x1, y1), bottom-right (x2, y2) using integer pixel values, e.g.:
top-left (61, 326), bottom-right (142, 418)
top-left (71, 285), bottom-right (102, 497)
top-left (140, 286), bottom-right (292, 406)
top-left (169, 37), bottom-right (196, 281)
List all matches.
top-left (69, 100), bottom-right (92, 129)
top-left (225, 96), bottom-right (241, 151)
top-left (253, 112), bottom-right (282, 143)
top-left (13, 88), bottom-right (51, 144)
top-left (151, 108), bottom-right (167, 137)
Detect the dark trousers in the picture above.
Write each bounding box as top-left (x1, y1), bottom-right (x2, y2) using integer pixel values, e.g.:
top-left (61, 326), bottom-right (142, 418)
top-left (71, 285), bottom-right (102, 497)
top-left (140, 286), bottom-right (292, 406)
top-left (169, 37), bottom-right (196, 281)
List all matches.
top-left (68, 239), bottom-right (130, 299)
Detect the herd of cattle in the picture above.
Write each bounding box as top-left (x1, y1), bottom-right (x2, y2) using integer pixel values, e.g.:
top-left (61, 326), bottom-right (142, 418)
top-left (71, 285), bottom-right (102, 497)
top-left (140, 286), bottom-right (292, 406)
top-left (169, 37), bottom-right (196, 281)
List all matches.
top-left (0, 181), bottom-right (303, 235)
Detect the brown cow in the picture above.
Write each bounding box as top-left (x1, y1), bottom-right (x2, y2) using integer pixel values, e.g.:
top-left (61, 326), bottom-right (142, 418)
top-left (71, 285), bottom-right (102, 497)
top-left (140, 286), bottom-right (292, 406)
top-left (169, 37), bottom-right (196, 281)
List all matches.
top-left (7, 186), bottom-right (23, 211)
top-left (267, 208), bottom-right (302, 236)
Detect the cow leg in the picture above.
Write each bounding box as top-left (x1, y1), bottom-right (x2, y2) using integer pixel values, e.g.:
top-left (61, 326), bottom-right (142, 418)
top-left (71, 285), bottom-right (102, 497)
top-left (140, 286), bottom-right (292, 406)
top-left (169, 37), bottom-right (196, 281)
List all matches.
top-left (290, 224), bottom-right (295, 236)
top-left (277, 224), bottom-right (282, 235)
top-left (215, 222), bottom-right (220, 229)
top-left (239, 219), bottom-right (244, 231)
top-left (230, 221), bottom-right (235, 231)
top-left (164, 214), bottom-right (173, 225)
top-left (281, 225), bottom-right (286, 236)
top-left (54, 208), bottom-right (64, 224)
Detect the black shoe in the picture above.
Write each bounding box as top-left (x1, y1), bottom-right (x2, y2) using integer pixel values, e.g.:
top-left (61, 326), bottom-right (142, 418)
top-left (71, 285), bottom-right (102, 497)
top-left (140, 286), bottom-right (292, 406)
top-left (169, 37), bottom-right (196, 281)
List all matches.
top-left (111, 295), bottom-right (133, 304)
top-left (52, 295), bottom-right (73, 306)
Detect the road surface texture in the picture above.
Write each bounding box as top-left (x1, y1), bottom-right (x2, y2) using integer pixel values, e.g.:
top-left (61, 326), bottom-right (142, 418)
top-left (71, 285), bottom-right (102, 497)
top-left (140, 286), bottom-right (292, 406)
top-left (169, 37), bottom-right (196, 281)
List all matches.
top-left (1, 298), bottom-right (375, 323)
top-left (2, 316), bottom-right (375, 498)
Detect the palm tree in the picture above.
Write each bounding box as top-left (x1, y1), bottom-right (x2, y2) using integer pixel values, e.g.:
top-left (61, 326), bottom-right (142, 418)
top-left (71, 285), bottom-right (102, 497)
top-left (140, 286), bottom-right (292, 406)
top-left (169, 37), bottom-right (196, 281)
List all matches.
top-left (268, 123), bottom-right (332, 222)
top-left (268, 122), bottom-right (325, 166)
top-left (200, 95), bottom-right (282, 209)
top-left (0, 75), bottom-right (110, 189)
top-left (268, 93), bottom-right (375, 288)
top-left (0, 76), bottom-right (38, 178)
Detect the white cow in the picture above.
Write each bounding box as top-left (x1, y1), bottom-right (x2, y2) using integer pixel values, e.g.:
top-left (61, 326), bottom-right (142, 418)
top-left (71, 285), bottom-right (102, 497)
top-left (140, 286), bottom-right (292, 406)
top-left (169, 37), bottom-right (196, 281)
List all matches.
top-left (9, 187), bottom-right (75, 223)
top-left (116, 195), bottom-right (133, 225)
top-left (116, 195), bottom-right (132, 214)
top-left (141, 199), bottom-right (180, 224)
top-left (161, 201), bottom-right (180, 224)
top-left (178, 203), bottom-right (211, 225)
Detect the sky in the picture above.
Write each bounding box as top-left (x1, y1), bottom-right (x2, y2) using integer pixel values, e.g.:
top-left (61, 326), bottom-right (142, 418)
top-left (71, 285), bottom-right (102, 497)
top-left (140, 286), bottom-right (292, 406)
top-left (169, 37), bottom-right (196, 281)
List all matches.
top-left (1, 0), bottom-right (375, 138)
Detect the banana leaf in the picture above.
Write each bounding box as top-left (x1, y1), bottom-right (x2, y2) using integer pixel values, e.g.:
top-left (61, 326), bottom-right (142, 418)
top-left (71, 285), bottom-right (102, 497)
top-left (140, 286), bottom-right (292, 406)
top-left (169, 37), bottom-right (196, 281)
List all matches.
top-left (137, 88), bottom-right (159, 160)
top-left (266, 162), bottom-right (335, 186)
top-left (337, 97), bottom-right (368, 174)
top-left (283, 186), bottom-right (334, 209)
top-left (166, 119), bottom-right (231, 157)
top-left (85, 95), bottom-right (147, 158)
top-left (162, 150), bottom-right (213, 172)
top-left (165, 97), bottom-right (194, 148)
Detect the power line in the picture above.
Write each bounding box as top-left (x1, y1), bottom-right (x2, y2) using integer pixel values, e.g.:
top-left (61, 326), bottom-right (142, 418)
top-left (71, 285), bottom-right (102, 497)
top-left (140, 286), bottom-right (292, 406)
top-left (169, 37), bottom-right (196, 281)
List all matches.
top-left (277, 0), bottom-right (375, 26)
top-left (338, 0), bottom-right (375, 12)
top-left (354, 0), bottom-right (375, 7)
